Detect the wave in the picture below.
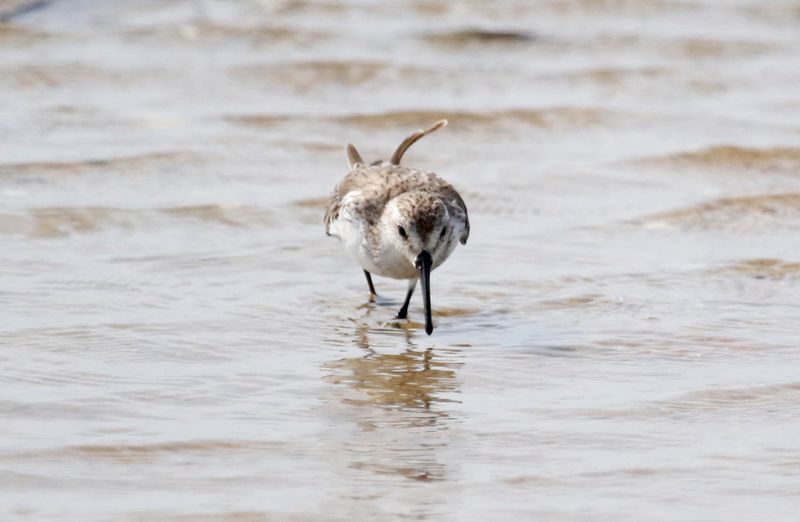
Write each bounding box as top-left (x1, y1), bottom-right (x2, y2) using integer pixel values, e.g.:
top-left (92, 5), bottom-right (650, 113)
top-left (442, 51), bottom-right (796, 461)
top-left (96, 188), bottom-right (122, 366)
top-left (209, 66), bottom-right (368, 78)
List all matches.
top-left (0, 205), bottom-right (273, 238)
top-left (630, 146), bottom-right (800, 173)
top-left (0, 151), bottom-right (196, 177)
top-left (637, 193), bottom-right (800, 231)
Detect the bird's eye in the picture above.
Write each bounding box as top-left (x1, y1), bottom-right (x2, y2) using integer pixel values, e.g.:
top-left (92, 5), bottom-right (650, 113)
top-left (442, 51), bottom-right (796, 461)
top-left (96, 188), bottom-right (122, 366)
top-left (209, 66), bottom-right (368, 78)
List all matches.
top-left (398, 226), bottom-right (407, 238)
top-left (439, 226), bottom-right (447, 239)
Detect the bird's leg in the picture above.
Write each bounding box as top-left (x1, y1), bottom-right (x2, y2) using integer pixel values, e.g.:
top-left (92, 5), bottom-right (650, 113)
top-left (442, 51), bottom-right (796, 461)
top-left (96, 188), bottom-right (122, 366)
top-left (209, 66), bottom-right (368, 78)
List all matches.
top-left (396, 278), bottom-right (417, 319)
top-left (363, 270), bottom-right (377, 302)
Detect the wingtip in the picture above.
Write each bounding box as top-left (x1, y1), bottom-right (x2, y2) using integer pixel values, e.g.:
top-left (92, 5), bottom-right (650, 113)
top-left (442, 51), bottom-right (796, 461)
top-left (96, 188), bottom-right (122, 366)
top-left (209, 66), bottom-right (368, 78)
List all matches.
top-left (390, 118), bottom-right (450, 166)
top-left (346, 143), bottom-right (364, 169)
top-left (425, 119), bottom-right (448, 135)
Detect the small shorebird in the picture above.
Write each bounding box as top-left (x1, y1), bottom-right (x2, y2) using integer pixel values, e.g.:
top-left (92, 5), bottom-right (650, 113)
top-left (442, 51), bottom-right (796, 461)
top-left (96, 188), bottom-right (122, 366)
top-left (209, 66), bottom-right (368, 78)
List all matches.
top-left (324, 120), bottom-right (470, 335)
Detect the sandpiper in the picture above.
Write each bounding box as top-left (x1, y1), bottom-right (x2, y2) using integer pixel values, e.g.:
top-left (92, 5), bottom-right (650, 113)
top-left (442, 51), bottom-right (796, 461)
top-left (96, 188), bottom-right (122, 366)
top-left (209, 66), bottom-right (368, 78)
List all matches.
top-left (324, 120), bottom-right (470, 335)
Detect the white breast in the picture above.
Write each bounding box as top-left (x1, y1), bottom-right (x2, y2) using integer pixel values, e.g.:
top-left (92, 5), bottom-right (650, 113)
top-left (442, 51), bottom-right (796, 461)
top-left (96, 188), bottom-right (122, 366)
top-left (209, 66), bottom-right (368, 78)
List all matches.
top-left (328, 192), bottom-right (419, 280)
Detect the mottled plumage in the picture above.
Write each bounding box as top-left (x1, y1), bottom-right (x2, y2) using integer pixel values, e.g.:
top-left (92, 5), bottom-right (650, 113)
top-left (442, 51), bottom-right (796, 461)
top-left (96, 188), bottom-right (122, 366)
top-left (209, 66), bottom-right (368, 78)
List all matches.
top-left (324, 120), bottom-right (469, 335)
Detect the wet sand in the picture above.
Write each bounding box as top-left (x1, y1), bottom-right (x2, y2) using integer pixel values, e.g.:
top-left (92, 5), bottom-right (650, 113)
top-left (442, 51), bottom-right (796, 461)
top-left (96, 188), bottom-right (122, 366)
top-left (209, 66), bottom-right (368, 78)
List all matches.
top-left (2, 0), bottom-right (800, 520)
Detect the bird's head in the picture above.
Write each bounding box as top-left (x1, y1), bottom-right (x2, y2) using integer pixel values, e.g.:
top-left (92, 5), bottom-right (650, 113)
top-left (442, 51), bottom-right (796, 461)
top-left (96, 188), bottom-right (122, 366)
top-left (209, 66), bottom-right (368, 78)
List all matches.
top-left (384, 192), bottom-right (459, 335)
top-left (385, 192), bottom-right (454, 270)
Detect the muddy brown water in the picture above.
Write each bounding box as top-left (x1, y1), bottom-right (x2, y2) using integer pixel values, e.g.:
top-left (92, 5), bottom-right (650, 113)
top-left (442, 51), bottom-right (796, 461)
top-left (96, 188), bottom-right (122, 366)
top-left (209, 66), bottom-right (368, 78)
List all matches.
top-left (2, 1), bottom-right (800, 520)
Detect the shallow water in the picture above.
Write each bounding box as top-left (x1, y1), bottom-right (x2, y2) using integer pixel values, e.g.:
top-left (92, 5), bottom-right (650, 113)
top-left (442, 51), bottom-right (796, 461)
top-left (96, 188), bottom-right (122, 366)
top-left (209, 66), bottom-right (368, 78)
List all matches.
top-left (2, 0), bottom-right (800, 520)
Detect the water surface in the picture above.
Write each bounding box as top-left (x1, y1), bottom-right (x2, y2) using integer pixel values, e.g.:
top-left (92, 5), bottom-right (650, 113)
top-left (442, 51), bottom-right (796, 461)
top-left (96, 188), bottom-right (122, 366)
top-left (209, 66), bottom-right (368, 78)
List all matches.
top-left (2, 0), bottom-right (800, 520)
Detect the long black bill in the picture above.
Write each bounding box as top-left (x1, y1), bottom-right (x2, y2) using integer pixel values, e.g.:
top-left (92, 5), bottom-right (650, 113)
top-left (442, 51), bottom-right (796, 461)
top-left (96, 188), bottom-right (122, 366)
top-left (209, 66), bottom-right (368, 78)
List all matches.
top-left (415, 250), bottom-right (433, 335)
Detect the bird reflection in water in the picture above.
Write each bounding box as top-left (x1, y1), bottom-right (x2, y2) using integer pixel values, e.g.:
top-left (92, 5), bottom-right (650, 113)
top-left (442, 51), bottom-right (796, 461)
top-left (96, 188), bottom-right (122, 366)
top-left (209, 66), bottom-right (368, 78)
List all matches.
top-left (322, 314), bottom-right (463, 483)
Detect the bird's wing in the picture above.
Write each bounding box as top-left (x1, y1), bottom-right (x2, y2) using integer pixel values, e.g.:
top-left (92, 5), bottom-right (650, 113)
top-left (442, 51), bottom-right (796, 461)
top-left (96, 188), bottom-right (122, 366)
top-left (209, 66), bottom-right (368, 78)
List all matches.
top-left (324, 166), bottom-right (385, 234)
top-left (439, 183), bottom-right (470, 244)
